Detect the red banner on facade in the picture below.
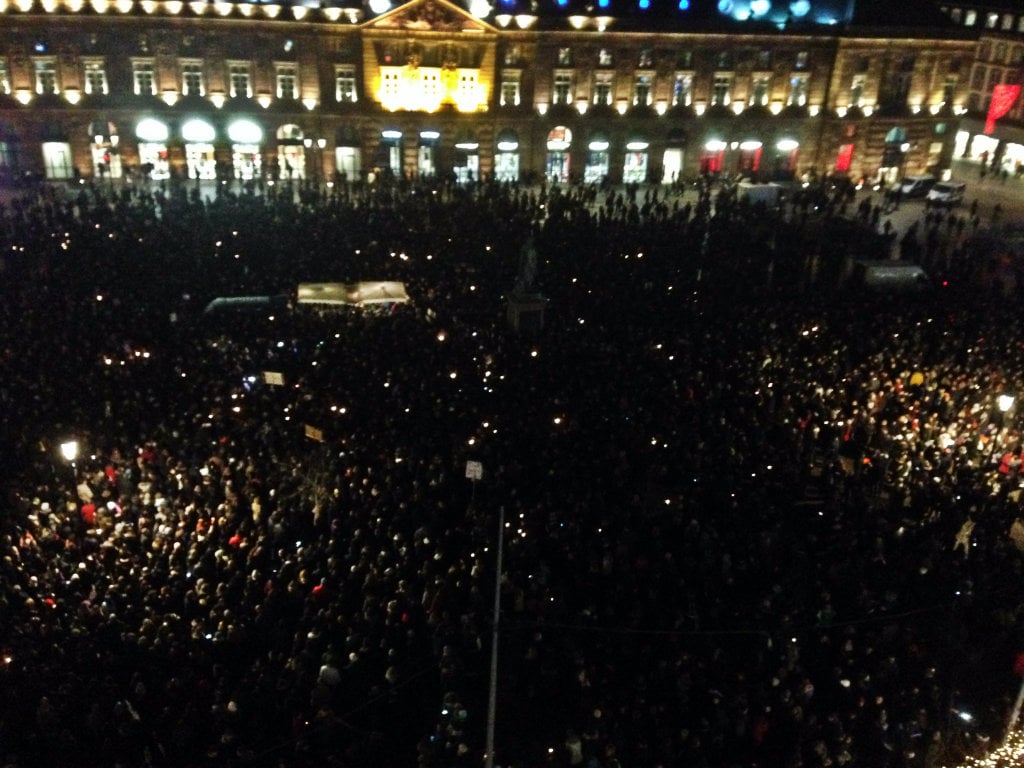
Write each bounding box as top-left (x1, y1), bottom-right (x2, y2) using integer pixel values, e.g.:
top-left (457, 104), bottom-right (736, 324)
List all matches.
top-left (985, 84), bottom-right (1021, 134)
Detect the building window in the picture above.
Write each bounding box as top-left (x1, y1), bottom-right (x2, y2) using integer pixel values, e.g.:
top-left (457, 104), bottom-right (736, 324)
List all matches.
top-left (964, 9), bottom-right (976, 25)
top-left (456, 71), bottom-right (478, 106)
top-left (593, 72), bottom-right (613, 105)
top-left (943, 76), bottom-right (956, 105)
top-left (598, 48), bottom-right (613, 67)
top-left (1003, 14), bottom-right (1014, 30)
top-left (750, 74), bottom-right (770, 106)
top-left (634, 73), bottom-right (653, 106)
top-left (276, 63), bottom-right (297, 100)
top-left (795, 50), bottom-right (808, 70)
top-left (1019, 16), bottom-right (1024, 32)
top-left (756, 49), bottom-right (772, 70)
top-left (500, 69), bottom-right (521, 106)
top-left (971, 66), bottom-right (985, 90)
top-left (503, 45), bottom-right (521, 66)
top-left (34, 59), bottom-right (58, 95)
top-left (715, 51), bottom-right (733, 70)
top-left (83, 59), bottom-right (108, 96)
top-left (557, 47), bottom-right (573, 66)
top-left (711, 74), bottom-right (732, 106)
top-left (787, 73), bottom-right (808, 106)
top-left (228, 62), bottom-right (252, 98)
top-left (986, 11), bottom-right (998, 28)
top-left (672, 72), bottom-right (692, 106)
top-left (850, 73), bottom-right (866, 107)
top-left (0, 59), bottom-right (9, 95)
top-left (949, 7), bottom-right (961, 22)
top-left (132, 60), bottom-right (155, 96)
top-left (181, 61), bottom-right (204, 96)
top-left (335, 66), bottom-right (357, 102)
top-left (884, 71), bottom-right (912, 109)
top-left (381, 69), bottom-right (400, 103)
top-left (995, 43), bottom-right (1008, 64)
top-left (979, 42), bottom-right (992, 62)
top-left (553, 70), bottom-right (573, 104)
top-left (638, 48), bottom-right (653, 68)
top-left (677, 50), bottom-right (693, 69)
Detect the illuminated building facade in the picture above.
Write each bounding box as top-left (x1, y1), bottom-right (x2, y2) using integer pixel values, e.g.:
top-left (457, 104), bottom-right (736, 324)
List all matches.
top-left (935, 0), bottom-right (1024, 173)
top-left (0, 0), bottom-right (976, 186)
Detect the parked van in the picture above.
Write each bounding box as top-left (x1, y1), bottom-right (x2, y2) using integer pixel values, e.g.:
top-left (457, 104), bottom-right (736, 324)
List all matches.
top-left (898, 174), bottom-right (936, 197)
top-left (851, 261), bottom-right (931, 291)
top-left (926, 181), bottom-right (966, 206)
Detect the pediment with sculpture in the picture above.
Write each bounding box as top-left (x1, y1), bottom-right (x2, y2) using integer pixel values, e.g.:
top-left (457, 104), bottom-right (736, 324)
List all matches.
top-left (364, 0), bottom-right (494, 33)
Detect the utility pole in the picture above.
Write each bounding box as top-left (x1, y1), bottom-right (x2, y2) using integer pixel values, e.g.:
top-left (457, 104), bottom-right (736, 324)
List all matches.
top-left (484, 504), bottom-right (504, 768)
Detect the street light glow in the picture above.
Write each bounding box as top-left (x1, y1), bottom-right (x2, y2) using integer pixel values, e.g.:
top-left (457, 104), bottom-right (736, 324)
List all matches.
top-left (998, 394), bottom-right (1015, 413)
top-left (60, 440), bottom-right (79, 462)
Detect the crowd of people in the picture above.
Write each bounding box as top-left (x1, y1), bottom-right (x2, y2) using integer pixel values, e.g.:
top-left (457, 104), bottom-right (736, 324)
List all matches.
top-left (1, 172), bottom-right (1023, 768)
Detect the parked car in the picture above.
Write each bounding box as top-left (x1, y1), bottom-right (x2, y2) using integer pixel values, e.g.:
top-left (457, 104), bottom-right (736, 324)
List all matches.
top-left (899, 174), bottom-right (936, 197)
top-left (926, 181), bottom-right (967, 206)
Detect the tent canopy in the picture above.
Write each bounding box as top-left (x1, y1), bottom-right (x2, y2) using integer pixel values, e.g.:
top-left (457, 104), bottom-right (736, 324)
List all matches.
top-left (297, 282), bottom-right (410, 306)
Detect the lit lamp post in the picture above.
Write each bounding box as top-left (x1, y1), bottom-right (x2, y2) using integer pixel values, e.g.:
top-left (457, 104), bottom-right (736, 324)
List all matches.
top-left (302, 137), bottom-right (326, 185)
top-left (60, 440), bottom-right (79, 465)
top-left (316, 137), bottom-right (327, 184)
top-left (60, 439), bottom-right (79, 509)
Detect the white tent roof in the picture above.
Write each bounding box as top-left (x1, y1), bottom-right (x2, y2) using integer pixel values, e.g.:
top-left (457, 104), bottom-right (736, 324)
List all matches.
top-left (297, 282), bottom-right (410, 306)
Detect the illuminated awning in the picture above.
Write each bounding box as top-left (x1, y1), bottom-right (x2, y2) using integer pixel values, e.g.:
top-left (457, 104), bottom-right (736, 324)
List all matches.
top-left (182, 118), bottom-right (216, 143)
top-left (136, 118), bottom-right (169, 143)
top-left (228, 119), bottom-right (263, 144)
top-left (496, 129), bottom-right (519, 152)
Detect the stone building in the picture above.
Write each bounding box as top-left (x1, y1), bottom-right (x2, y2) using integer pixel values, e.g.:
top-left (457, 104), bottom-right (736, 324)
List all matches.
top-left (0, 0), bottom-right (976, 186)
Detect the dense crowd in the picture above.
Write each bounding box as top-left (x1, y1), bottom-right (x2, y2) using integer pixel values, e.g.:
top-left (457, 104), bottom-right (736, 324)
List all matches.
top-left (1, 173), bottom-right (1023, 768)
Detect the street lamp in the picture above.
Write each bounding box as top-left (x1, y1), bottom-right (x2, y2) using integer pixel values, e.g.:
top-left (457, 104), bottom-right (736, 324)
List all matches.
top-left (999, 394), bottom-right (1015, 413)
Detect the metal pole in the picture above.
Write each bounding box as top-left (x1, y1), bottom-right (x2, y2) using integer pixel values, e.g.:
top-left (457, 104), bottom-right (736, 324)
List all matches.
top-left (1007, 675), bottom-right (1024, 742)
top-left (484, 505), bottom-right (505, 768)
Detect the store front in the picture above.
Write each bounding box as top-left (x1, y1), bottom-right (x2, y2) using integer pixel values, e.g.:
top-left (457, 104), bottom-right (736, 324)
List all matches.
top-left (773, 138), bottom-right (799, 179)
top-left (379, 128), bottom-right (403, 177)
top-left (662, 129), bottom-right (686, 185)
top-left (89, 120), bottom-right (122, 179)
top-left (623, 138), bottom-right (649, 184)
top-left (879, 126), bottom-right (909, 185)
top-left (182, 118), bottom-right (217, 180)
top-left (737, 140), bottom-right (762, 174)
top-left (546, 126), bottom-right (572, 183)
top-left (453, 133), bottom-right (479, 184)
top-left (494, 129), bottom-right (519, 183)
top-left (700, 139), bottom-right (726, 174)
top-left (228, 119), bottom-right (262, 180)
top-left (135, 117), bottom-right (170, 180)
top-left (584, 134), bottom-right (610, 184)
top-left (0, 122), bottom-right (19, 183)
top-left (41, 124), bottom-right (72, 180)
top-left (418, 129), bottom-right (439, 178)
top-left (277, 124), bottom-right (306, 180)
top-left (335, 126), bottom-right (361, 183)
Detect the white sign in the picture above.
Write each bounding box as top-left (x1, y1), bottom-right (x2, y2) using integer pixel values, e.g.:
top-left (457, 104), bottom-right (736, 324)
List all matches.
top-left (264, 371), bottom-right (285, 386)
top-left (465, 460), bottom-right (483, 481)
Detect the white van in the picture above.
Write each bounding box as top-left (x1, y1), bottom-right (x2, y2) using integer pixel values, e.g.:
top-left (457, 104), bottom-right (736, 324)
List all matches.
top-left (851, 261), bottom-right (931, 291)
top-left (926, 181), bottom-right (966, 206)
